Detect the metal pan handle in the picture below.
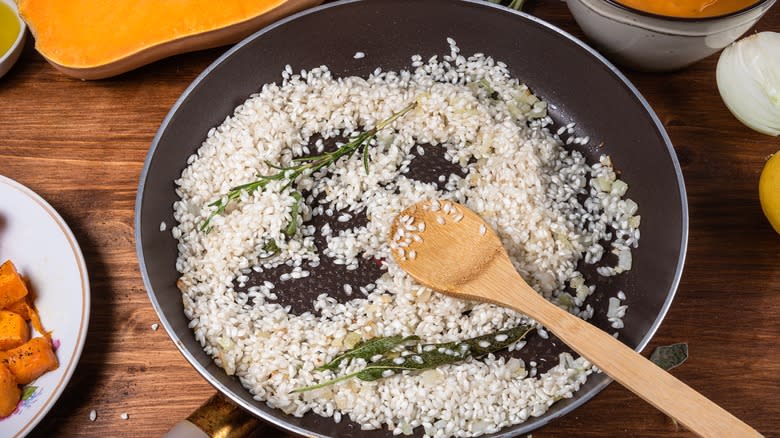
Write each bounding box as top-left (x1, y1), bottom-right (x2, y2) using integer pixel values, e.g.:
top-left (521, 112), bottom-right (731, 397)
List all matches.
top-left (164, 393), bottom-right (261, 438)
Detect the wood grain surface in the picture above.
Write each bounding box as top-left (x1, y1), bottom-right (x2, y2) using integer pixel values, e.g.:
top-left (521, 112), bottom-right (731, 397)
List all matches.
top-left (0, 2), bottom-right (778, 437)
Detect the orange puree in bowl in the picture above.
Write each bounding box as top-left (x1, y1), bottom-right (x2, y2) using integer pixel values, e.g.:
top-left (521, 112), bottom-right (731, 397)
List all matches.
top-left (613, 0), bottom-right (760, 18)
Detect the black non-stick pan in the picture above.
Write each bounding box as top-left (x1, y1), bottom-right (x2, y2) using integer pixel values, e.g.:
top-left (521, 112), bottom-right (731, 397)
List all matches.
top-left (135, 1), bottom-right (688, 436)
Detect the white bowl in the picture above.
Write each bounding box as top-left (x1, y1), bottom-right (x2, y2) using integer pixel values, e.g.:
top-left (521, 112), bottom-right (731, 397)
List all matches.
top-left (0, 0), bottom-right (26, 79)
top-left (0, 175), bottom-right (90, 437)
top-left (567, 0), bottom-right (777, 71)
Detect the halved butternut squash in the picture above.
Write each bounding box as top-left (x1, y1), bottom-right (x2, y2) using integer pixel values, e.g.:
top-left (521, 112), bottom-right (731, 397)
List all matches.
top-left (18, 0), bottom-right (322, 80)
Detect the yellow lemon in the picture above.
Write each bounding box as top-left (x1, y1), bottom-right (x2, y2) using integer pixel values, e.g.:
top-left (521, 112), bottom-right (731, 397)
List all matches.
top-left (760, 152), bottom-right (780, 235)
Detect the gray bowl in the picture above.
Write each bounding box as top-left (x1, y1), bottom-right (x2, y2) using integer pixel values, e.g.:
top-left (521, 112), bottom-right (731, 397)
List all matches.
top-left (135, 0), bottom-right (688, 436)
top-left (567, 0), bottom-right (777, 71)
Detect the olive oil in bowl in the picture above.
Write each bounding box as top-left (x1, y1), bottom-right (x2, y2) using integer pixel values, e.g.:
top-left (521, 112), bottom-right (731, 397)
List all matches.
top-left (0, 0), bottom-right (26, 79)
top-left (0, 1), bottom-right (21, 57)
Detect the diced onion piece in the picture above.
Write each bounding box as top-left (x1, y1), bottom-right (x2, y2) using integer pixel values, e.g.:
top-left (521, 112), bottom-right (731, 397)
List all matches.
top-left (716, 32), bottom-right (780, 136)
top-left (575, 283), bottom-right (591, 302)
top-left (342, 331), bottom-right (362, 349)
top-left (617, 248), bottom-right (632, 272)
top-left (399, 422), bottom-right (413, 436)
top-left (217, 337), bottom-right (233, 349)
top-left (471, 420), bottom-right (490, 435)
top-left (593, 176), bottom-right (612, 192)
top-left (506, 357), bottom-right (525, 373)
top-left (530, 101), bottom-right (548, 118)
top-left (611, 179), bottom-right (628, 197)
top-left (420, 369), bottom-right (444, 385)
top-left (607, 297), bottom-right (621, 318)
top-left (516, 85), bottom-right (538, 105)
top-left (623, 199), bottom-right (639, 216)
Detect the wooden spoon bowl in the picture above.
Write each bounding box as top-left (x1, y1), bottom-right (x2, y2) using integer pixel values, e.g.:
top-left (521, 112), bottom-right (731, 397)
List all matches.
top-left (390, 200), bottom-right (760, 438)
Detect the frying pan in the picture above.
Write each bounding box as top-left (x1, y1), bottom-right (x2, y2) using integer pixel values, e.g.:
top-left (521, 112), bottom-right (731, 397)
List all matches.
top-left (135, 0), bottom-right (688, 436)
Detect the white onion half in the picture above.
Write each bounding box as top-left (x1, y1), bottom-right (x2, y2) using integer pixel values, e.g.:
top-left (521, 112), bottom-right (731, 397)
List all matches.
top-left (716, 31), bottom-right (780, 136)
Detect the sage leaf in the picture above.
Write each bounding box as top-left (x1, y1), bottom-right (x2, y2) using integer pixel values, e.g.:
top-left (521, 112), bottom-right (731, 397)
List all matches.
top-left (650, 343), bottom-right (688, 371)
top-left (315, 335), bottom-right (420, 372)
top-left (294, 325), bottom-right (532, 393)
top-left (422, 324), bottom-right (535, 358)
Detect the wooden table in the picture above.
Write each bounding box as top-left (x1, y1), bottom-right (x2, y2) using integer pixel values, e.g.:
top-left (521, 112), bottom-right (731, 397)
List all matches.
top-left (1, 2), bottom-right (778, 437)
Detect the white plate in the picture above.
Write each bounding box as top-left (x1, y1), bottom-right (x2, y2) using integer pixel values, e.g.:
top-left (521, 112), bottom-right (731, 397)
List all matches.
top-left (0, 175), bottom-right (90, 437)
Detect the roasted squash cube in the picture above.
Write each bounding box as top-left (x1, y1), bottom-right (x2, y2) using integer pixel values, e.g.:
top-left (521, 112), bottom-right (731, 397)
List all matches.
top-left (0, 364), bottom-right (20, 418)
top-left (0, 311), bottom-right (30, 350)
top-left (0, 261), bottom-right (29, 309)
top-left (0, 337), bottom-right (58, 385)
top-left (4, 299), bottom-right (30, 320)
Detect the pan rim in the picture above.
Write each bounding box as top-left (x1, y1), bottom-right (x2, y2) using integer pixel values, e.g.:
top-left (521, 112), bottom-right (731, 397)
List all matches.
top-left (134, 0), bottom-right (689, 436)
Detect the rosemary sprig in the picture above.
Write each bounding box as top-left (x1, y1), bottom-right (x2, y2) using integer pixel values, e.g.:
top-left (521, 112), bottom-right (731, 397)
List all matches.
top-left (255, 191), bottom-right (303, 259)
top-left (283, 191), bottom-right (303, 237)
top-left (199, 101), bottom-right (418, 232)
top-left (293, 325), bottom-right (533, 393)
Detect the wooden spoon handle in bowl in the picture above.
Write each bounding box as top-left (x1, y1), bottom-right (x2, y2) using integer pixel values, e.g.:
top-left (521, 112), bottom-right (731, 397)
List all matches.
top-left (460, 259), bottom-right (762, 438)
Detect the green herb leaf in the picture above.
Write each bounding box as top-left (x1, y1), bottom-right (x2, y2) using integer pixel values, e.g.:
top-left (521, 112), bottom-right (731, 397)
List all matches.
top-left (315, 335), bottom-right (420, 372)
top-left (485, 0), bottom-right (526, 10)
top-left (284, 191), bottom-right (303, 237)
top-left (507, 0), bottom-right (526, 10)
top-left (293, 325), bottom-right (532, 393)
top-left (428, 324), bottom-right (534, 358)
top-left (200, 101), bottom-right (417, 232)
top-left (260, 239), bottom-right (280, 259)
top-left (362, 140), bottom-right (371, 174)
top-left (650, 343), bottom-right (688, 371)
top-left (21, 385), bottom-right (37, 401)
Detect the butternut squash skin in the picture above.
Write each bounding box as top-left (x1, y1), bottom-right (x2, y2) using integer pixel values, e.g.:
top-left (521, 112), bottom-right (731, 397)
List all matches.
top-left (18, 0), bottom-right (322, 79)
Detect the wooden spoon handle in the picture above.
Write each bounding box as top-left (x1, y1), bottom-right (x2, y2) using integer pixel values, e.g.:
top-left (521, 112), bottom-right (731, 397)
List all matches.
top-left (526, 295), bottom-right (762, 437)
top-left (467, 262), bottom-right (762, 437)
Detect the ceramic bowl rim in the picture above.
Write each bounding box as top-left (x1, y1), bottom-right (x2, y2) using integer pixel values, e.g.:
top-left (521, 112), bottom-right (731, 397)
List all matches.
top-left (0, 0), bottom-right (26, 67)
top-left (602, 0), bottom-right (773, 23)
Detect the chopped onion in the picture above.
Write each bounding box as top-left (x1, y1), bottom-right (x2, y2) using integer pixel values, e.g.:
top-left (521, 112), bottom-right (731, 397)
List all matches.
top-left (623, 199), bottom-right (639, 216)
top-left (342, 331), bottom-right (361, 349)
top-left (716, 32), bottom-right (780, 136)
top-left (611, 179), bottom-right (628, 197)
top-left (616, 248), bottom-right (632, 273)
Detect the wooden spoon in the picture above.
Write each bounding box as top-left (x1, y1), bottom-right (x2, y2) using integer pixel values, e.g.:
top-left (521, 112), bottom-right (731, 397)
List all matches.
top-left (389, 200), bottom-right (761, 437)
